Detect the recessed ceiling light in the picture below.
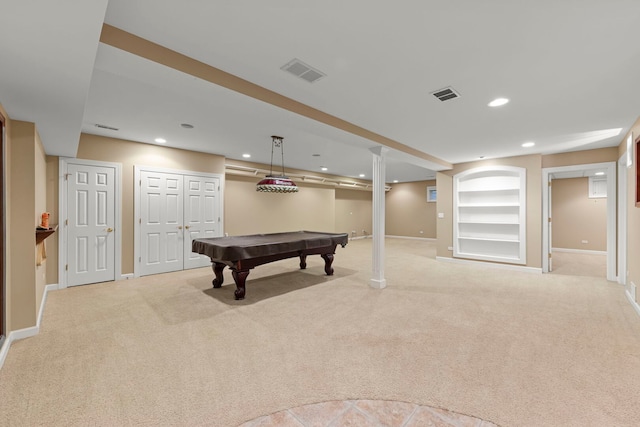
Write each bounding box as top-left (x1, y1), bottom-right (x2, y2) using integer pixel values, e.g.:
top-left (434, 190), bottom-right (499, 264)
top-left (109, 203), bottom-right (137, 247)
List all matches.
top-left (180, 123), bottom-right (194, 129)
top-left (359, 174), bottom-right (365, 178)
top-left (393, 180), bottom-right (399, 183)
top-left (155, 138), bottom-right (167, 143)
top-left (488, 98), bottom-right (509, 107)
top-left (321, 167), bottom-right (328, 171)
top-left (595, 172), bottom-right (605, 176)
top-left (242, 154), bottom-right (251, 158)
top-left (522, 142), bottom-right (535, 148)
top-left (479, 156), bottom-right (485, 159)
top-left (312, 154), bottom-right (321, 157)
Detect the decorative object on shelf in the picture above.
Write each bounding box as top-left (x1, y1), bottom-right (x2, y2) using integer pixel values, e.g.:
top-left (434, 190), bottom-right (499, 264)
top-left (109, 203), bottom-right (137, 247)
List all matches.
top-left (41, 211), bottom-right (50, 228)
top-left (256, 135), bottom-right (299, 193)
top-left (427, 186), bottom-right (437, 202)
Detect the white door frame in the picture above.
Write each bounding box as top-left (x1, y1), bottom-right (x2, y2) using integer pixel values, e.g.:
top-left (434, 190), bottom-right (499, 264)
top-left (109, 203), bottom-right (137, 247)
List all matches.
top-left (133, 165), bottom-right (224, 278)
top-left (618, 154), bottom-right (628, 286)
top-left (59, 158), bottom-right (122, 288)
top-left (542, 161), bottom-right (616, 281)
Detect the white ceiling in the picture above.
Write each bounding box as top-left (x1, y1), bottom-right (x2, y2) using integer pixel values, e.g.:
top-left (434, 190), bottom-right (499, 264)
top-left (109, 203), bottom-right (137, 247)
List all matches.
top-left (2, 1), bottom-right (640, 183)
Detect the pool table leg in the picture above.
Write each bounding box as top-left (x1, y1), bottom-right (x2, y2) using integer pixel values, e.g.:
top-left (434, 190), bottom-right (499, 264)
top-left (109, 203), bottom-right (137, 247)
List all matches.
top-left (232, 269), bottom-right (249, 300)
top-left (299, 254), bottom-right (307, 269)
top-left (321, 253), bottom-right (334, 275)
top-left (211, 262), bottom-right (225, 288)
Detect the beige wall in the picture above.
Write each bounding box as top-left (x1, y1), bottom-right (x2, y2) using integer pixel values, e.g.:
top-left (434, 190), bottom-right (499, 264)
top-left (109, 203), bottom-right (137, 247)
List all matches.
top-left (335, 189), bottom-right (372, 238)
top-left (436, 171), bottom-right (453, 258)
top-left (551, 178), bottom-right (607, 251)
top-left (76, 134), bottom-right (226, 274)
top-left (541, 147), bottom-right (619, 168)
top-left (437, 148), bottom-right (621, 268)
top-left (34, 132), bottom-right (47, 316)
top-left (386, 180), bottom-right (436, 238)
top-left (437, 155), bottom-right (543, 268)
top-left (76, 134), bottom-right (373, 272)
top-left (45, 156), bottom-right (59, 284)
top-left (1, 103), bottom-right (11, 334)
top-left (9, 121), bottom-right (39, 330)
top-left (619, 116), bottom-right (640, 308)
top-left (224, 174), bottom-right (336, 235)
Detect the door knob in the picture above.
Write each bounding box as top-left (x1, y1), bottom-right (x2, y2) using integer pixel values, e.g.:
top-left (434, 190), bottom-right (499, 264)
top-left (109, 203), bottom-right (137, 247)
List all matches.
top-left (106, 227), bottom-right (113, 233)
top-left (178, 226), bottom-right (183, 230)
top-left (185, 225), bottom-right (191, 230)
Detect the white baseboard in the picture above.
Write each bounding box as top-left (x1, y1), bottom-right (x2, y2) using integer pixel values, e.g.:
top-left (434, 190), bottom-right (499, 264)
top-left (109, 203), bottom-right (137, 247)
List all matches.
top-left (436, 256), bottom-right (542, 274)
top-left (386, 235), bottom-right (436, 241)
top-left (0, 325), bottom-right (39, 370)
top-left (0, 283), bottom-right (59, 370)
top-left (626, 290), bottom-right (640, 317)
top-left (350, 235), bottom-right (435, 241)
top-left (552, 247), bottom-right (607, 255)
top-left (38, 284), bottom-right (58, 329)
top-left (626, 282), bottom-right (640, 317)
top-left (349, 235), bottom-right (371, 240)
top-left (120, 273), bottom-right (134, 280)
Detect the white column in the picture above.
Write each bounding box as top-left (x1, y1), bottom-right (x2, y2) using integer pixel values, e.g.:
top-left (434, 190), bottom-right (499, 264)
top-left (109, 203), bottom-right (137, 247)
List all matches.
top-left (369, 146), bottom-right (388, 289)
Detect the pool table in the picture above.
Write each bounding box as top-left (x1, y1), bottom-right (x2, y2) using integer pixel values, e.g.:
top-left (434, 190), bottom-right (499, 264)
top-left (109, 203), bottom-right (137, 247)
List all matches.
top-left (192, 231), bottom-right (349, 300)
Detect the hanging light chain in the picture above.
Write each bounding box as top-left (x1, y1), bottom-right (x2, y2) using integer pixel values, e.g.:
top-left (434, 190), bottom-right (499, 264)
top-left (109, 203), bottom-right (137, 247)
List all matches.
top-left (271, 135), bottom-right (284, 177)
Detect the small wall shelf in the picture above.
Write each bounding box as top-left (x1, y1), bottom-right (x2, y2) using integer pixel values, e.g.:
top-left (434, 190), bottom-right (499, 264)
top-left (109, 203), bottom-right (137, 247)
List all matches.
top-left (453, 166), bottom-right (526, 264)
top-left (36, 226), bottom-right (57, 245)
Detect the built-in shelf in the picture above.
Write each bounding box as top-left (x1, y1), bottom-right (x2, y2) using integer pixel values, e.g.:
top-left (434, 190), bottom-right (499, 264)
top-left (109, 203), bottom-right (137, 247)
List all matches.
top-left (36, 225), bottom-right (57, 245)
top-left (454, 166), bottom-right (526, 264)
top-left (458, 221), bottom-right (520, 225)
top-left (458, 203), bottom-right (520, 207)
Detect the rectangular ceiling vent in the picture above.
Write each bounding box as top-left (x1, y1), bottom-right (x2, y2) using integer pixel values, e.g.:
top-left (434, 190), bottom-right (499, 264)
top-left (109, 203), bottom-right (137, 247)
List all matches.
top-left (281, 58), bottom-right (326, 83)
top-left (431, 86), bottom-right (460, 102)
top-left (95, 123), bottom-right (119, 131)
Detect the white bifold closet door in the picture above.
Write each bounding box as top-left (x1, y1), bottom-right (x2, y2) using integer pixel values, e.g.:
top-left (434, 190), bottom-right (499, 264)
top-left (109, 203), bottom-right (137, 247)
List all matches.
top-left (183, 174), bottom-right (220, 269)
top-left (139, 170), bottom-right (221, 276)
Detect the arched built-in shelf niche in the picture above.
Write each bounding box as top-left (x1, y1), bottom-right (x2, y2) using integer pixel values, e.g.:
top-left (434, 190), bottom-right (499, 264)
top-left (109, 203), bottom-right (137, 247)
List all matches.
top-left (453, 166), bottom-right (526, 265)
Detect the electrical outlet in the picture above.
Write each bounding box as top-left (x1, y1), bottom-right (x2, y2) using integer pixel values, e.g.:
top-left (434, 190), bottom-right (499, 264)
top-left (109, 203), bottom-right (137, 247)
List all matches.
top-left (419, 230), bottom-right (424, 234)
top-left (447, 246), bottom-right (453, 251)
top-left (438, 213), bottom-right (444, 219)
top-left (581, 240), bottom-right (588, 244)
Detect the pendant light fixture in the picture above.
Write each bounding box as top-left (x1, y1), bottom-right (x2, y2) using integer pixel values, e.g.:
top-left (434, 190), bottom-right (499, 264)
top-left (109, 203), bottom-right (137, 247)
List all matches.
top-left (256, 135), bottom-right (299, 193)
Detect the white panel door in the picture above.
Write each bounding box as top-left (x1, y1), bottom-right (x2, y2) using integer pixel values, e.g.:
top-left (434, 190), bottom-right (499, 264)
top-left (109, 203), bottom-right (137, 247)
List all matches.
top-left (140, 171), bottom-right (184, 276)
top-left (68, 164), bottom-right (116, 286)
top-left (183, 175), bottom-right (221, 269)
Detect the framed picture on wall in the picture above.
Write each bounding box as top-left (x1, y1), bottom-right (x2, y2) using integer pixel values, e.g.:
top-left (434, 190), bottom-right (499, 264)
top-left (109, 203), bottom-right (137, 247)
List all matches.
top-left (427, 186), bottom-right (437, 202)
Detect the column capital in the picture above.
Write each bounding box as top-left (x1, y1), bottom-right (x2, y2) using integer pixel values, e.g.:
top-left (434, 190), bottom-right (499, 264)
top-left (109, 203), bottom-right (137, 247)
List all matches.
top-left (369, 146), bottom-right (389, 157)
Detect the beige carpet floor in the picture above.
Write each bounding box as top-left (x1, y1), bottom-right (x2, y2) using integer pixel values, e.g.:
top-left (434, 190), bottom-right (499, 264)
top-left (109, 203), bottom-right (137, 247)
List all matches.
top-left (550, 251), bottom-right (607, 278)
top-left (1, 238), bottom-right (640, 426)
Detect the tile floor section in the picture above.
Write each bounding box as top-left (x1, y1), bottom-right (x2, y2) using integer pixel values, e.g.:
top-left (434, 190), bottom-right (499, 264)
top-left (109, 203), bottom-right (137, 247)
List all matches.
top-left (239, 400), bottom-right (498, 426)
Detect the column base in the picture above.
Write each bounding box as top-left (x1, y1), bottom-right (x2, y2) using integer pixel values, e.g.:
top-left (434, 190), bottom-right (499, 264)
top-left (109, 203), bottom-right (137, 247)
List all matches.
top-left (370, 278), bottom-right (387, 289)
